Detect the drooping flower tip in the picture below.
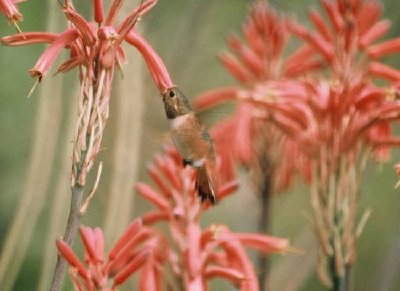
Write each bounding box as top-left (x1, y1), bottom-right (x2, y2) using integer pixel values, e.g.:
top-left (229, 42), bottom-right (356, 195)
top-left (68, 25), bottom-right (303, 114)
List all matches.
top-left (1, 32), bottom-right (58, 46)
top-left (29, 28), bottom-right (79, 81)
top-left (126, 30), bottom-right (173, 93)
top-left (0, 0), bottom-right (23, 24)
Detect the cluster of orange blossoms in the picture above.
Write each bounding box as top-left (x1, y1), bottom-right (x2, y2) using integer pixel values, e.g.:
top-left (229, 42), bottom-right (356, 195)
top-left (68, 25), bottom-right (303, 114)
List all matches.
top-left (193, 0), bottom-right (400, 287)
top-left (57, 146), bottom-right (289, 290)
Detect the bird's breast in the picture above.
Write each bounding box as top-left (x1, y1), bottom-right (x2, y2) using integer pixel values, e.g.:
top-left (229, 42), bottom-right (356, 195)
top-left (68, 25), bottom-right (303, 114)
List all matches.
top-left (168, 113), bottom-right (211, 163)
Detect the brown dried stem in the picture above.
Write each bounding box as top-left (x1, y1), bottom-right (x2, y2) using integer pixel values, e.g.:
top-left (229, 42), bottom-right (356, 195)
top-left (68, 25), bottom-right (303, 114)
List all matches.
top-left (50, 67), bottom-right (113, 290)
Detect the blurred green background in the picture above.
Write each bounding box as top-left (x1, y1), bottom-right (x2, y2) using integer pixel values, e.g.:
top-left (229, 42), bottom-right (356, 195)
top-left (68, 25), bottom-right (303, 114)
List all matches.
top-left (1, 0), bottom-right (400, 290)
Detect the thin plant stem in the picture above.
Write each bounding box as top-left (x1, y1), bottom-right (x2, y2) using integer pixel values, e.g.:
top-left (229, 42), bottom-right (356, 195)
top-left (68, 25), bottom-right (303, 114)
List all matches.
top-left (329, 257), bottom-right (351, 291)
top-left (50, 63), bottom-right (112, 289)
top-left (257, 171), bottom-right (273, 291)
top-left (50, 152), bottom-right (87, 291)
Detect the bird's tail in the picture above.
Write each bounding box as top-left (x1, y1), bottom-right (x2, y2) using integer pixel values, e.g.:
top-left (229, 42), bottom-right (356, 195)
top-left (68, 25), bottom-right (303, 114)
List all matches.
top-left (196, 161), bottom-right (217, 204)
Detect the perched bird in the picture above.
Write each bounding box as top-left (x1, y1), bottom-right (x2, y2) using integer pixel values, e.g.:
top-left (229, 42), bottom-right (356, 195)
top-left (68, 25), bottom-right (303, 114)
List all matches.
top-left (161, 86), bottom-right (217, 204)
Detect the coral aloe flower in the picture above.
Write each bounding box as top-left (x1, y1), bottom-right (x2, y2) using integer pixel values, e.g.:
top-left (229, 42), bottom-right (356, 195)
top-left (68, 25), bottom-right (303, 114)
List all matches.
top-left (57, 218), bottom-right (167, 290)
top-left (1, 0), bottom-right (169, 187)
top-left (137, 144), bottom-right (290, 291)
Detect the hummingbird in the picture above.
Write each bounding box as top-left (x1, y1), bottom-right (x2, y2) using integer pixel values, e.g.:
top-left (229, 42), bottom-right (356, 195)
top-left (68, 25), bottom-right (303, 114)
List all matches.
top-left (161, 86), bottom-right (217, 204)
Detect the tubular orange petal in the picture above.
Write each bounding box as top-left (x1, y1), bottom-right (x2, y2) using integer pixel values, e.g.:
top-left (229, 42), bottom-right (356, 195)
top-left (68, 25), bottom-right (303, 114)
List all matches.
top-left (356, 1), bottom-right (382, 35)
top-left (186, 224), bottom-right (202, 278)
top-left (1, 32), bottom-right (58, 46)
top-left (141, 210), bottom-right (169, 225)
top-left (93, 227), bottom-right (105, 262)
top-left (93, 0), bottom-right (104, 23)
top-left (205, 266), bottom-right (244, 285)
top-left (359, 20), bottom-right (390, 48)
top-left (192, 87), bottom-right (239, 111)
top-left (105, 0), bottom-right (124, 25)
top-left (29, 28), bottom-right (79, 81)
top-left (162, 157), bottom-right (183, 189)
top-left (117, 0), bottom-right (157, 40)
top-left (284, 58), bottom-right (324, 77)
top-left (219, 52), bottom-right (252, 85)
top-left (113, 249), bottom-right (149, 286)
top-left (146, 164), bottom-right (172, 197)
top-left (367, 38), bottom-right (400, 59)
top-left (138, 259), bottom-right (157, 291)
top-left (56, 239), bottom-right (88, 279)
top-left (126, 30), bottom-right (173, 93)
top-left (0, 0), bottom-right (22, 22)
top-left (308, 8), bottom-right (332, 42)
top-left (285, 45), bottom-right (316, 68)
top-left (216, 180), bottom-right (239, 201)
top-left (55, 56), bottom-right (82, 74)
top-left (369, 62), bottom-right (400, 82)
top-left (290, 22), bottom-right (334, 63)
top-left (234, 233), bottom-right (289, 253)
top-left (109, 229), bottom-right (152, 272)
top-left (321, 0), bottom-right (344, 32)
top-left (63, 5), bottom-right (97, 46)
top-left (135, 183), bottom-right (170, 211)
top-left (79, 226), bottom-right (102, 262)
top-left (228, 35), bottom-right (264, 78)
top-left (108, 218), bottom-right (143, 260)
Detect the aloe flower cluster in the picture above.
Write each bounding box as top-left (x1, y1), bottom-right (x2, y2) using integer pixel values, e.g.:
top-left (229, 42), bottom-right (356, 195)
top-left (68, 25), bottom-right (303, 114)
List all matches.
top-left (193, 2), bottom-right (310, 193)
top-left (194, 0), bottom-right (400, 289)
top-left (1, 0), bottom-right (161, 187)
top-left (0, 0), bottom-right (176, 289)
top-left (58, 144), bottom-right (289, 290)
top-left (137, 145), bottom-right (289, 291)
top-left (56, 218), bottom-right (166, 290)
top-left (193, 3), bottom-right (312, 287)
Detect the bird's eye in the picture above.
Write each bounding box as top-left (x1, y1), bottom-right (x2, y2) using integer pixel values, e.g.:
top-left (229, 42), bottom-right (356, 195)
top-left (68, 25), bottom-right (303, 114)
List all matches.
top-left (169, 90), bottom-right (175, 98)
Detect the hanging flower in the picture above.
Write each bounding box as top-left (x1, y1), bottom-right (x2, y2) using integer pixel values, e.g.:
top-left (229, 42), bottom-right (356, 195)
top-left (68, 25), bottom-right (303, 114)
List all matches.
top-left (1, 0), bottom-right (168, 187)
top-left (0, 0), bottom-right (24, 32)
